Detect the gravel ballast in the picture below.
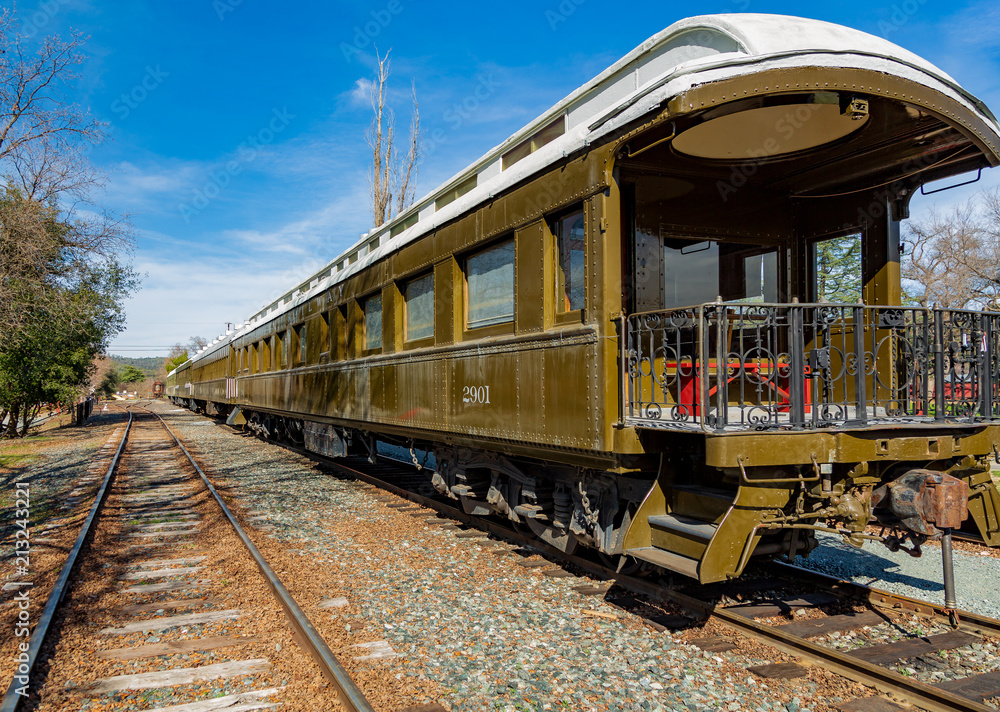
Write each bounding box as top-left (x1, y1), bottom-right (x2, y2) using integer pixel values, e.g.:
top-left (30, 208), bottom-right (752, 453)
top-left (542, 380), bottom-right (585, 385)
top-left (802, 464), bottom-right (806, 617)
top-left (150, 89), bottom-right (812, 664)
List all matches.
top-left (16, 401), bottom-right (1000, 711)
top-left (151, 402), bottom-right (905, 712)
top-left (791, 532), bottom-right (1000, 619)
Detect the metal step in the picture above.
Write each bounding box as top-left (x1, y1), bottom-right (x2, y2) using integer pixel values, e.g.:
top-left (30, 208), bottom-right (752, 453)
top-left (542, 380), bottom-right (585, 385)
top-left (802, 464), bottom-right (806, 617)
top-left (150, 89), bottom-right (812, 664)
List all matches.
top-left (671, 484), bottom-right (734, 503)
top-left (626, 547), bottom-right (700, 579)
top-left (648, 513), bottom-right (719, 541)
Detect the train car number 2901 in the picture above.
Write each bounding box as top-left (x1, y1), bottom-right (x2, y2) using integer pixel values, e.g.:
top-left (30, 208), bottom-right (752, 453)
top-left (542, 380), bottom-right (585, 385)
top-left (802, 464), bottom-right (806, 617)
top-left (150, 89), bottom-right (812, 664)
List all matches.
top-left (462, 385), bottom-right (491, 405)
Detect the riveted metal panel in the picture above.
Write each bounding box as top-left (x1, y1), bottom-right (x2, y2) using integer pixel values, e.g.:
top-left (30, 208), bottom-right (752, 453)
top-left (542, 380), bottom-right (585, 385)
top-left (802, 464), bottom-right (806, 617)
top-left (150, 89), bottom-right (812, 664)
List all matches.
top-left (394, 235), bottom-right (438, 277)
top-left (324, 364), bottom-right (369, 421)
top-left (449, 350), bottom-right (518, 437)
top-left (516, 222), bottom-right (545, 334)
top-left (433, 259), bottom-right (455, 347)
top-left (479, 194), bottom-right (508, 239)
top-left (369, 362), bottom-right (389, 421)
top-left (542, 341), bottom-right (598, 448)
top-left (433, 223), bottom-right (464, 257)
top-left (516, 347), bottom-right (542, 438)
top-left (391, 358), bottom-right (433, 429)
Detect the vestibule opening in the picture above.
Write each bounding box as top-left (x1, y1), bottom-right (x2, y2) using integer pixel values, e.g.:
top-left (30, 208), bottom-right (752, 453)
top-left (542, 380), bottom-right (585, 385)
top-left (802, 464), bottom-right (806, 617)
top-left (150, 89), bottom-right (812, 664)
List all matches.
top-left (619, 89), bottom-right (993, 314)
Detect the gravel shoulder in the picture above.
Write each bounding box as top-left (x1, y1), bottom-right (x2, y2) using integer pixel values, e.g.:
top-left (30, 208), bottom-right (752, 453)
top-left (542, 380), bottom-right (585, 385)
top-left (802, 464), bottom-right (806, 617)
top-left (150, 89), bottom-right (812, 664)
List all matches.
top-left (791, 531), bottom-right (1000, 619)
top-left (0, 407), bottom-right (129, 688)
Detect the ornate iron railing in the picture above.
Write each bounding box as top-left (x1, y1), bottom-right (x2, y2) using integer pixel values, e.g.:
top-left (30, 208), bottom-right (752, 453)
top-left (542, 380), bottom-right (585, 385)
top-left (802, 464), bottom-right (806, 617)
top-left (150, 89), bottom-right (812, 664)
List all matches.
top-left (620, 302), bottom-right (1000, 431)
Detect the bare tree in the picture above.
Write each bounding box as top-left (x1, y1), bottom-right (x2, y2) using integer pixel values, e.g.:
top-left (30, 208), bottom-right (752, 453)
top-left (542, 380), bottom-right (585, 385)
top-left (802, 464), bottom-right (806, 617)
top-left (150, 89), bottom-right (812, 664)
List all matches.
top-left (0, 11), bottom-right (104, 172)
top-left (366, 49), bottom-right (419, 228)
top-left (395, 80), bottom-right (419, 216)
top-left (0, 9), bottom-right (129, 340)
top-left (189, 335), bottom-right (209, 351)
top-left (902, 189), bottom-right (1000, 309)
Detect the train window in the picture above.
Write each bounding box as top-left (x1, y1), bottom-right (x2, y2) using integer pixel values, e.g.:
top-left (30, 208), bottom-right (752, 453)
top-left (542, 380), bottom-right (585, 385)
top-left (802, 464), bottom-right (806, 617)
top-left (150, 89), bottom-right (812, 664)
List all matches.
top-left (404, 273), bottom-right (434, 341)
top-left (364, 293), bottom-right (383, 350)
top-left (553, 210), bottom-right (585, 312)
top-left (502, 117), bottom-right (565, 170)
top-left (812, 232), bottom-right (862, 303)
top-left (262, 338), bottom-right (272, 371)
top-left (466, 239), bottom-right (515, 329)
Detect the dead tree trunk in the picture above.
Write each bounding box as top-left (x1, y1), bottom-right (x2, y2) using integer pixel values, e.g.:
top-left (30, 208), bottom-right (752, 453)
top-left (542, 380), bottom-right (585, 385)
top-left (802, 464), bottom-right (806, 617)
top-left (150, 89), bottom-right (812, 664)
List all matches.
top-left (367, 49), bottom-right (420, 228)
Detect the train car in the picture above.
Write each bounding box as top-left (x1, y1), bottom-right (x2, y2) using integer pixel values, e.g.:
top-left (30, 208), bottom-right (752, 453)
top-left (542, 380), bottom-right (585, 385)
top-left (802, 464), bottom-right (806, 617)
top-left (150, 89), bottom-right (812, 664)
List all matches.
top-left (168, 14), bottom-right (1000, 585)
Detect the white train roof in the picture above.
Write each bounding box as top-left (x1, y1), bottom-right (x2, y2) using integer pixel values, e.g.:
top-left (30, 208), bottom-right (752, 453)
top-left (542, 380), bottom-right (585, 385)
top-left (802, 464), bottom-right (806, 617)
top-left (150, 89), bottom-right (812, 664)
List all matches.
top-left (187, 13), bottom-right (1000, 366)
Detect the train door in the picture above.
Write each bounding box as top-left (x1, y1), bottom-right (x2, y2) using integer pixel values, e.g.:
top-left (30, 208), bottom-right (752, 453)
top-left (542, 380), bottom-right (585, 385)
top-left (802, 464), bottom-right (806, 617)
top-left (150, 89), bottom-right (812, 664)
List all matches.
top-left (634, 233), bottom-right (783, 312)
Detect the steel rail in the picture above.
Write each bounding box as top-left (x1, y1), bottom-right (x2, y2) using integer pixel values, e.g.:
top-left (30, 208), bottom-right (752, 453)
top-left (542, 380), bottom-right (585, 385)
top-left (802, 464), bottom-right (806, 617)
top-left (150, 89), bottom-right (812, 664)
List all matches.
top-left (0, 406), bottom-right (134, 712)
top-left (703, 597), bottom-right (996, 712)
top-left (310, 452), bottom-right (999, 712)
top-left (148, 410), bottom-right (375, 712)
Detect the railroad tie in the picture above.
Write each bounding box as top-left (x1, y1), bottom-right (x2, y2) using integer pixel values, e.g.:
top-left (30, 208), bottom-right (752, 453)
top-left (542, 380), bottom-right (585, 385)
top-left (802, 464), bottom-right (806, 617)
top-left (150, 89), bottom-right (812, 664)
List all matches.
top-left (846, 631), bottom-right (979, 665)
top-left (100, 608), bottom-right (242, 635)
top-left (96, 635), bottom-right (260, 661)
top-left (937, 670), bottom-right (1000, 702)
top-left (837, 698), bottom-right (908, 712)
top-left (318, 596), bottom-right (350, 609)
top-left (747, 662), bottom-right (809, 680)
top-left (85, 659), bottom-right (270, 694)
top-left (352, 640), bottom-right (398, 661)
top-left (145, 688), bottom-right (284, 711)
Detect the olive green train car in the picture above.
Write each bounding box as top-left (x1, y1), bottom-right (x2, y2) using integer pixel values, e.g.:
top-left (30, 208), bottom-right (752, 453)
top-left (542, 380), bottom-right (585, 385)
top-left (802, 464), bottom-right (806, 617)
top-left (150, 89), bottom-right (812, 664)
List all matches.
top-left (169, 14), bottom-right (1000, 583)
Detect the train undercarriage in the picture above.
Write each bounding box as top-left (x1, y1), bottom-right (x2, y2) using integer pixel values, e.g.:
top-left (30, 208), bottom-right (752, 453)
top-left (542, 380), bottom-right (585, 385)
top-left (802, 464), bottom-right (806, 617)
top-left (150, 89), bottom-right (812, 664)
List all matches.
top-left (171, 394), bottom-right (1000, 593)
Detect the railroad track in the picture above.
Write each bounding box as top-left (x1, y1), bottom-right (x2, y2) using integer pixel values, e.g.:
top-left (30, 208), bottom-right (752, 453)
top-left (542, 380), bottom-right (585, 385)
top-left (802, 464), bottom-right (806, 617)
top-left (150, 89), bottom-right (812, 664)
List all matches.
top-left (0, 405), bottom-right (373, 712)
top-left (267, 448), bottom-right (1000, 712)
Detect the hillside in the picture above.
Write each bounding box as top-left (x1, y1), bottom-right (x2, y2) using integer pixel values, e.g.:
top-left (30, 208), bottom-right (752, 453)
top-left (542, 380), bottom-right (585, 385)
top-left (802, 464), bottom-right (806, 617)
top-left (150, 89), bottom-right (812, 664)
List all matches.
top-left (107, 355), bottom-right (165, 376)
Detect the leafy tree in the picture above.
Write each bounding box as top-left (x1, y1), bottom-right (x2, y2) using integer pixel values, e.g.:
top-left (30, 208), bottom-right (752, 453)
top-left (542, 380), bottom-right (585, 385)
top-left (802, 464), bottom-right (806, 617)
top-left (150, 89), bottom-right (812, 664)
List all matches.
top-left (814, 233), bottom-right (863, 303)
top-left (0, 10), bottom-right (139, 437)
top-left (0, 257), bottom-right (135, 437)
top-left (119, 364), bottom-right (146, 383)
top-left (96, 367), bottom-right (121, 397)
top-left (164, 344), bottom-right (189, 373)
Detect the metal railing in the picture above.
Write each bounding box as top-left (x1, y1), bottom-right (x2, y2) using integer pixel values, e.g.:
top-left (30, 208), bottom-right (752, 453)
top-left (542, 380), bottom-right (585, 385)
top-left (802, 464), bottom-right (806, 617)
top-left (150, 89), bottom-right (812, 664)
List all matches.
top-left (621, 302), bottom-right (1000, 432)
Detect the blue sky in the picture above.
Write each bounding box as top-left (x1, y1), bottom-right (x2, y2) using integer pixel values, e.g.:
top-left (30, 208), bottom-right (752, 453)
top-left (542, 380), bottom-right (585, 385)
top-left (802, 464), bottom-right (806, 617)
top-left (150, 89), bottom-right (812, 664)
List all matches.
top-left (16, 0), bottom-right (1000, 356)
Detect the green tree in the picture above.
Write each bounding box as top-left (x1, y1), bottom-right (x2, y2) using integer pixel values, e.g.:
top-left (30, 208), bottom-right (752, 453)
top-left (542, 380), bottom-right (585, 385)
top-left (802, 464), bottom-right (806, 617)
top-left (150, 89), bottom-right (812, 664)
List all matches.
top-left (0, 257), bottom-right (135, 437)
top-left (119, 364), bottom-right (146, 384)
top-left (814, 233), bottom-right (863, 303)
top-left (96, 367), bottom-right (121, 397)
top-left (164, 344), bottom-right (189, 373)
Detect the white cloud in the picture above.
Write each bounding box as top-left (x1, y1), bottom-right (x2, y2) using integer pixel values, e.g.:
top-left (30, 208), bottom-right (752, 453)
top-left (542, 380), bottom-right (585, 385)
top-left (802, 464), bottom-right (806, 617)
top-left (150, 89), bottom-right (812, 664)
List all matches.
top-left (348, 77), bottom-right (374, 107)
top-left (110, 257), bottom-right (313, 357)
top-left (219, 178), bottom-right (370, 257)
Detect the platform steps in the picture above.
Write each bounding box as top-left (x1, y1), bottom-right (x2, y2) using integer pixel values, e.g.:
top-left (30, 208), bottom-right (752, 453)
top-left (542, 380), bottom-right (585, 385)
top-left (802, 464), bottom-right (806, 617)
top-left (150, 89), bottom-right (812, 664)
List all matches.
top-left (625, 484), bottom-right (734, 580)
